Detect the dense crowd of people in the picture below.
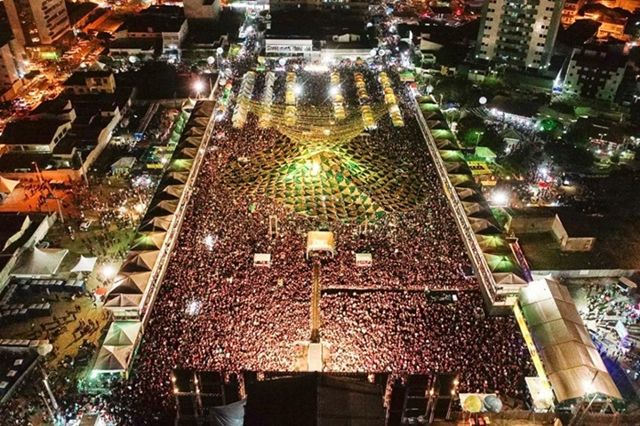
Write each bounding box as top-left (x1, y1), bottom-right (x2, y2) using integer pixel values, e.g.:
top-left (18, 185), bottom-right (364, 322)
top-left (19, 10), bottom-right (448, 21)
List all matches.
top-left (105, 66), bottom-right (534, 423)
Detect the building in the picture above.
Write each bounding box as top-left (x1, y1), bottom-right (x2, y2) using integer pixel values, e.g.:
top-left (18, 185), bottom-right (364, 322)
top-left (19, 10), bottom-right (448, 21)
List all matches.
top-left (114, 6), bottom-right (187, 58)
top-left (601, 0), bottom-right (640, 12)
top-left (264, 11), bottom-right (375, 60)
top-left (183, 0), bottom-right (220, 20)
top-left (0, 76), bottom-right (132, 180)
top-left (0, 119), bottom-right (72, 153)
top-left (63, 70), bottom-right (117, 95)
top-left (269, 0), bottom-right (371, 12)
top-left (476, 0), bottom-right (564, 70)
top-left (561, 45), bottom-right (627, 102)
top-left (3, 0), bottom-right (70, 46)
top-left (579, 9), bottom-right (630, 39)
top-left (561, 0), bottom-right (586, 27)
top-left (0, 37), bottom-right (27, 101)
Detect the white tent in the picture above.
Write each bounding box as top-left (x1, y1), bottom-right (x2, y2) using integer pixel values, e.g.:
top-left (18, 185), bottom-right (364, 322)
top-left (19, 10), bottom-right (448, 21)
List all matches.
top-left (104, 294), bottom-right (143, 309)
top-left (12, 248), bottom-right (69, 276)
top-left (103, 321), bottom-right (142, 346)
top-left (93, 345), bottom-right (132, 373)
top-left (493, 272), bottom-right (527, 286)
top-left (70, 256), bottom-right (98, 273)
top-left (0, 176), bottom-right (20, 194)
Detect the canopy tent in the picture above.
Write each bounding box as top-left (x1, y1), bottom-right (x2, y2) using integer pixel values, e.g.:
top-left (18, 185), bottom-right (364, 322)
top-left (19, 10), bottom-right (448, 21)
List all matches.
top-left (483, 253), bottom-right (519, 273)
top-left (456, 187), bottom-right (478, 200)
top-left (445, 162), bottom-right (469, 174)
top-left (147, 200), bottom-right (178, 217)
top-left (108, 272), bottom-right (152, 296)
top-left (306, 231), bottom-right (336, 258)
top-left (476, 234), bottom-right (508, 252)
top-left (468, 217), bottom-right (500, 234)
top-left (131, 232), bottom-right (166, 250)
top-left (12, 248), bottom-right (69, 276)
top-left (139, 215), bottom-right (174, 232)
top-left (435, 138), bottom-right (457, 150)
top-left (492, 272), bottom-right (527, 292)
top-left (448, 174), bottom-right (474, 188)
top-left (163, 172), bottom-right (189, 185)
top-left (159, 185), bottom-right (185, 200)
top-left (103, 321), bottom-right (142, 347)
top-left (111, 157), bottom-right (136, 175)
top-left (181, 135), bottom-right (203, 148)
top-left (93, 345), bottom-right (132, 373)
top-left (70, 256), bottom-right (98, 273)
top-left (462, 201), bottom-right (485, 217)
top-left (175, 147), bottom-right (198, 160)
top-left (104, 294), bottom-right (143, 309)
top-left (121, 251), bottom-right (159, 272)
top-left (519, 278), bottom-right (622, 402)
top-left (0, 176), bottom-right (20, 194)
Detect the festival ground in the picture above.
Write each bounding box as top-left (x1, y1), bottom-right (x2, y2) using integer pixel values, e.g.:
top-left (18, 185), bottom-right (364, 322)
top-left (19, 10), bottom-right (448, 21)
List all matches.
top-left (110, 65), bottom-right (534, 422)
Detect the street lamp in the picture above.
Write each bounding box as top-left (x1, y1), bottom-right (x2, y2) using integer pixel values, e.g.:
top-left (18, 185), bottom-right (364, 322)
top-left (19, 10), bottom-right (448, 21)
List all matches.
top-left (193, 80), bottom-right (205, 99)
top-left (479, 96), bottom-right (487, 106)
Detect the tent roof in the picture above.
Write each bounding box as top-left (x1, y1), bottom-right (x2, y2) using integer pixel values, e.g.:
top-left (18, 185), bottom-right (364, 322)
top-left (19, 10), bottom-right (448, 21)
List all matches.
top-left (94, 345), bottom-right (132, 372)
top-left (483, 253), bottom-right (519, 273)
top-left (519, 278), bottom-right (621, 402)
top-left (70, 256), bottom-right (98, 273)
top-left (103, 321), bottom-right (142, 346)
top-left (160, 184), bottom-right (185, 199)
top-left (468, 217), bottom-right (500, 234)
top-left (121, 251), bottom-right (159, 272)
top-left (104, 293), bottom-right (143, 309)
top-left (476, 234), bottom-right (507, 252)
top-left (108, 271), bottom-right (151, 296)
top-left (148, 200), bottom-right (178, 216)
top-left (139, 215), bottom-right (174, 232)
top-left (462, 201), bottom-right (485, 217)
top-left (493, 272), bottom-right (527, 285)
top-left (0, 176), bottom-right (20, 194)
top-left (164, 172), bottom-right (189, 184)
top-left (456, 187), bottom-right (478, 200)
top-left (131, 232), bottom-right (166, 250)
top-left (13, 248), bottom-right (69, 276)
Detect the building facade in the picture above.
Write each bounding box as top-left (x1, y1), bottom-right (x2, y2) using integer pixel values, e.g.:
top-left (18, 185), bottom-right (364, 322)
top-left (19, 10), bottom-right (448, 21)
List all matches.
top-left (183, 0), bottom-right (220, 20)
top-left (3, 0), bottom-right (70, 46)
top-left (0, 39), bottom-right (27, 101)
top-left (269, 0), bottom-right (370, 12)
top-left (476, 0), bottom-right (565, 70)
top-left (562, 46), bottom-right (627, 102)
top-left (561, 0), bottom-right (585, 27)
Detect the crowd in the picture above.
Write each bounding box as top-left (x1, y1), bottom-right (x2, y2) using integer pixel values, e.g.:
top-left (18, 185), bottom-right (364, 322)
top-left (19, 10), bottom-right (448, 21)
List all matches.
top-left (103, 66), bottom-right (533, 423)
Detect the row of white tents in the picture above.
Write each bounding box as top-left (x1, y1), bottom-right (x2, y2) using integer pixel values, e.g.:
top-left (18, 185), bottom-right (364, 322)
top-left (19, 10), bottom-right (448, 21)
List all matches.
top-left (94, 100), bottom-right (216, 375)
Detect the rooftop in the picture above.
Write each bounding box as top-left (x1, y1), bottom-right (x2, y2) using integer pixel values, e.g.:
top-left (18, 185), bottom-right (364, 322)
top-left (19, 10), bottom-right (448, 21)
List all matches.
top-left (123, 6), bottom-right (186, 34)
top-left (267, 10), bottom-right (366, 40)
top-left (0, 119), bottom-right (69, 145)
top-left (64, 71), bottom-right (113, 87)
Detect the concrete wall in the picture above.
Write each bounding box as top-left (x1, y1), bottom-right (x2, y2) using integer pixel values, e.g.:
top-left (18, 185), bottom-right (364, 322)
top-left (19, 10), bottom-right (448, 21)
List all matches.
top-left (511, 214), bottom-right (595, 252)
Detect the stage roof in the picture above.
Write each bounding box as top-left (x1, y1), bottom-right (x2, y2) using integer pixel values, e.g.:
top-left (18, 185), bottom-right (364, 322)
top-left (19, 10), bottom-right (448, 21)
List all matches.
top-left (519, 277), bottom-right (621, 402)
